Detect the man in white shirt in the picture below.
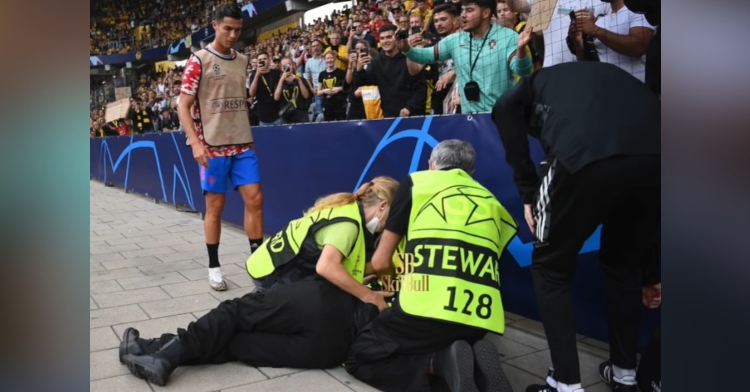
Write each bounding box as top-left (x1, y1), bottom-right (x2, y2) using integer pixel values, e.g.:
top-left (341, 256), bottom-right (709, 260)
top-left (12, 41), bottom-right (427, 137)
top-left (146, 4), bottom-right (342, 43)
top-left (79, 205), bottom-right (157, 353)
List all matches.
top-left (506, 0), bottom-right (610, 67)
top-left (571, 0), bottom-right (654, 82)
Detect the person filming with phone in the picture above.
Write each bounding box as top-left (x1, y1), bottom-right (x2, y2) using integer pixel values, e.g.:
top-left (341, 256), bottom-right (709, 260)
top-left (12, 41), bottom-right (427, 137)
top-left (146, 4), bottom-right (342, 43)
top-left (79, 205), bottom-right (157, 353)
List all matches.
top-left (396, 0), bottom-right (533, 113)
top-left (353, 24), bottom-right (427, 119)
top-left (274, 57), bottom-right (312, 124)
top-left (249, 53), bottom-right (282, 126)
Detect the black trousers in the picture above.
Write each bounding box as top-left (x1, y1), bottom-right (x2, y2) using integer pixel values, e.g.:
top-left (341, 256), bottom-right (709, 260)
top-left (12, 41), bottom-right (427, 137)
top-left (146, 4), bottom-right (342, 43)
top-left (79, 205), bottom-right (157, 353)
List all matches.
top-left (345, 305), bottom-right (486, 392)
top-left (531, 155), bottom-right (660, 385)
top-left (155, 277), bottom-right (358, 368)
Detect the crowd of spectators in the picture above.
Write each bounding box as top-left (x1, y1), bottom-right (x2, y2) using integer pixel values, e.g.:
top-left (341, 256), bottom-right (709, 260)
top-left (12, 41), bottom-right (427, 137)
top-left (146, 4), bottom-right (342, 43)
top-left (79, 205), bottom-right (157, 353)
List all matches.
top-left (91, 0), bottom-right (659, 136)
top-left (90, 0), bottom-right (254, 55)
top-left (90, 68), bottom-right (185, 137)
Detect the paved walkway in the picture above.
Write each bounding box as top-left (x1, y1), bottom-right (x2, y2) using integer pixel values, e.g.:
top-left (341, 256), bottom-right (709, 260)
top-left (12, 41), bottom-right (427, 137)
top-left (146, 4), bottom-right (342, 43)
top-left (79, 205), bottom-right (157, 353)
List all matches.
top-left (90, 180), bottom-right (613, 392)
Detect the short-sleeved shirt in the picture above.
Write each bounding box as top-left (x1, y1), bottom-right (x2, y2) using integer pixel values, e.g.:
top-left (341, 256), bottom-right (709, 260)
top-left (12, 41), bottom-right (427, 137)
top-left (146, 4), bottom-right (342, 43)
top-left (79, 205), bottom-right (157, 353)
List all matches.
top-left (593, 6), bottom-right (654, 82)
top-left (403, 24), bottom-right (532, 113)
top-left (528, 0), bottom-right (611, 67)
top-left (314, 221), bottom-right (359, 258)
top-left (181, 47), bottom-right (251, 158)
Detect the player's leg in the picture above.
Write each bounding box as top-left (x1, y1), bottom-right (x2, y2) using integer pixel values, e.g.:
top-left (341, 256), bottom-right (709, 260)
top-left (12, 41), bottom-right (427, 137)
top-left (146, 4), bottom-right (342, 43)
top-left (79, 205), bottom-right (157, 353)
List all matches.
top-left (232, 149), bottom-right (264, 254)
top-left (200, 157), bottom-right (230, 291)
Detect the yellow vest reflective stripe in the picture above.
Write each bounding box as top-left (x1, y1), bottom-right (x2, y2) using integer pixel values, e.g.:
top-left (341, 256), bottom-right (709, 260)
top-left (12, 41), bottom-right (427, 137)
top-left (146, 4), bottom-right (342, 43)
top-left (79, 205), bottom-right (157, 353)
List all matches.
top-left (246, 202), bottom-right (368, 284)
top-left (397, 169), bottom-right (518, 334)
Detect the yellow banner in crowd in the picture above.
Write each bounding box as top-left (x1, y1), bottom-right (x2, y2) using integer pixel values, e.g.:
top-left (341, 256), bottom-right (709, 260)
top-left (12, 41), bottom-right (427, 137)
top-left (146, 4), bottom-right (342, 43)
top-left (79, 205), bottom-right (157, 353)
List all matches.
top-left (155, 61), bottom-right (177, 73)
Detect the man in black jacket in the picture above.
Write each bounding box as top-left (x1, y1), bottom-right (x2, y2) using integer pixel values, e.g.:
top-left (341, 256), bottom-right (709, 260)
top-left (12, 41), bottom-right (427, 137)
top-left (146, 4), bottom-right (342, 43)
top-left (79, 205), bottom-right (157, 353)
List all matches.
top-left (491, 62), bottom-right (660, 392)
top-left (353, 24), bottom-right (427, 118)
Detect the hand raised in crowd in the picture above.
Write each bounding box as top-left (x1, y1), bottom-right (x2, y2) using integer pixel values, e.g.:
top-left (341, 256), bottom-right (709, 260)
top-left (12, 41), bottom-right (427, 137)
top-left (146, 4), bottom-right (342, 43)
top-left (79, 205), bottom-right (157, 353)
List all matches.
top-left (573, 9), bottom-right (598, 35)
top-left (356, 53), bottom-right (371, 71)
top-left (408, 33), bottom-right (424, 48)
top-left (399, 108), bottom-right (410, 118)
top-left (517, 24), bottom-right (534, 50)
top-left (395, 30), bottom-right (411, 53)
top-left (283, 68), bottom-right (297, 83)
top-left (435, 70), bottom-right (456, 92)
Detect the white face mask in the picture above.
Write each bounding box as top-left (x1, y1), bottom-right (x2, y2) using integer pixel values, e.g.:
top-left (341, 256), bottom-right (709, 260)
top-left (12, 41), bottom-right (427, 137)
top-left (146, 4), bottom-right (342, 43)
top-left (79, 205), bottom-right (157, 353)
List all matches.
top-left (365, 208), bottom-right (383, 235)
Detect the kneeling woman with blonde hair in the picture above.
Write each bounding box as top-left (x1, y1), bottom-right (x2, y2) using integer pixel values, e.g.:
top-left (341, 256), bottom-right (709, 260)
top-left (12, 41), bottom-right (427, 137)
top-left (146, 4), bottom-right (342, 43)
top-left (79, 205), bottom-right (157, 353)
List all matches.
top-left (119, 176), bottom-right (399, 386)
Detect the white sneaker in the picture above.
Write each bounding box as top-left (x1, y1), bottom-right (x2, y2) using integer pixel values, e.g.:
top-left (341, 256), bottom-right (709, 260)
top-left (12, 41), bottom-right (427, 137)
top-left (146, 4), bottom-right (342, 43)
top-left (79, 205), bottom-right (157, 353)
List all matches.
top-left (208, 267), bottom-right (227, 291)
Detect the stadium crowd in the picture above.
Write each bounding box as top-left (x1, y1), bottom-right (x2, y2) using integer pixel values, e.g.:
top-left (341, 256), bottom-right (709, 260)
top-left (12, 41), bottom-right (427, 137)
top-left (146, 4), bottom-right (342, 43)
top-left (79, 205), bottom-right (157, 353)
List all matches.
top-left (91, 0), bottom-right (254, 55)
top-left (91, 0), bottom-right (660, 137)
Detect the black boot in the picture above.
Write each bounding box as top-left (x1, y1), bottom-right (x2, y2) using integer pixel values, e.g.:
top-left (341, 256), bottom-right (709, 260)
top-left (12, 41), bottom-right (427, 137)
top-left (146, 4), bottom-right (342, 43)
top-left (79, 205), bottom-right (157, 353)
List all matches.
top-left (122, 335), bottom-right (184, 386)
top-left (433, 340), bottom-right (480, 392)
top-left (472, 339), bottom-right (514, 392)
top-left (118, 328), bottom-right (172, 363)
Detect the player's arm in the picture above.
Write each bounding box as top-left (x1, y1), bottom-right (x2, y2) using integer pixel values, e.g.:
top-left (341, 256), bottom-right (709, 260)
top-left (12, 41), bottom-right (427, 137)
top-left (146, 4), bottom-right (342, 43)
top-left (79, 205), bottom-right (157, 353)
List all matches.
top-left (178, 95), bottom-right (199, 146)
top-left (177, 57), bottom-right (201, 147)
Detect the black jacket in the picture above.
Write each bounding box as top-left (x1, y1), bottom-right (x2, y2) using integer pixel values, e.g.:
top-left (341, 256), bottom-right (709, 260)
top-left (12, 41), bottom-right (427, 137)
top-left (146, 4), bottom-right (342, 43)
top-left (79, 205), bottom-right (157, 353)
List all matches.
top-left (353, 51), bottom-right (427, 118)
top-left (492, 62), bottom-right (661, 204)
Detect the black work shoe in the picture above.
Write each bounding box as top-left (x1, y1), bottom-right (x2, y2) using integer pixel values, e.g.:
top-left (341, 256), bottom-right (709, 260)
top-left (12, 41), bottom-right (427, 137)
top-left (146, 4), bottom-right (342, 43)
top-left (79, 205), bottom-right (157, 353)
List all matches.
top-left (472, 339), bottom-right (513, 392)
top-left (599, 361), bottom-right (638, 391)
top-left (118, 328), bottom-right (169, 364)
top-left (433, 340), bottom-right (480, 392)
top-left (119, 328), bottom-right (143, 364)
top-left (123, 336), bottom-right (183, 387)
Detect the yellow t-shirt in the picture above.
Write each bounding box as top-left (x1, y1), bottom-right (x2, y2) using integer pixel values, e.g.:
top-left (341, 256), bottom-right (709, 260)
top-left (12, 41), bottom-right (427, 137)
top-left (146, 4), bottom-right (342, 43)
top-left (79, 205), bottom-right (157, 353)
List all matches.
top-left (313, 221), bottom-right (358, 257)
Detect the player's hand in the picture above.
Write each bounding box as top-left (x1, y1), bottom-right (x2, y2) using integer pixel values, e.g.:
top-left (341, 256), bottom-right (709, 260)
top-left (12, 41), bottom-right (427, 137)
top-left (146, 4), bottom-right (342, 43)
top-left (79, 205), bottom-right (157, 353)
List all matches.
top-left (524, 203), bottom-right (536, 235)
top-left (365, 291), bottom-right (394, 312)
top-left (642, 283), bottom-right (662, 309)
top-left (191, 143), bottom-right (209, 168)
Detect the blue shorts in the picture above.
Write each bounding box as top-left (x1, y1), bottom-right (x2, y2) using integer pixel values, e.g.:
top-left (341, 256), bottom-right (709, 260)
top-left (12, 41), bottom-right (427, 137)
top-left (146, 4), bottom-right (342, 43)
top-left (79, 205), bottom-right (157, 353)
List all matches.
top-left (199, 149), bottom-right (260, 194)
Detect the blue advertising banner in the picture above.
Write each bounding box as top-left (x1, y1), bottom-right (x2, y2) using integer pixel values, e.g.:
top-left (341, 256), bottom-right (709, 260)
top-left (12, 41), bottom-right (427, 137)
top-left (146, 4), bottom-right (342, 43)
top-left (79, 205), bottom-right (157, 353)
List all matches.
top-left (90, 113), bottom-right (659, 346)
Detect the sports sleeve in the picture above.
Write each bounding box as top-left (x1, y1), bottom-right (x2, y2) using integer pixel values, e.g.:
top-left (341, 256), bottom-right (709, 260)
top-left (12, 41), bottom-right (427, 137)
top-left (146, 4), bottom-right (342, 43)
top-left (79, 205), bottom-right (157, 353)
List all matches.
top-left (180, 55), bottom-right (202, 96)
top-left (313, 221), bottom-right (360, 258)
top-left (507, 32), bottom-right (533, 78)
top-left (403, 33), bottom-right (456, 64)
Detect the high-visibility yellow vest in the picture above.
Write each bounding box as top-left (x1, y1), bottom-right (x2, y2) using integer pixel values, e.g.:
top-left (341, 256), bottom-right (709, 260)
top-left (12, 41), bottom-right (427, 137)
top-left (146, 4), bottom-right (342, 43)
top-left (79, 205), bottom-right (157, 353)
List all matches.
top-left (246, 202), bottom-right (368, 285)
top-left (396, 169), bottom-right (518, 334)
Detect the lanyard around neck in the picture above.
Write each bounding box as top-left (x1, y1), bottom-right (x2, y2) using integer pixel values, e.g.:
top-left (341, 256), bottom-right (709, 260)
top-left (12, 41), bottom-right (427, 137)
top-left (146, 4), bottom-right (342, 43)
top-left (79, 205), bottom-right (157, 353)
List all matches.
top-left (468, 24), bottom-right (492, 79)
top-left (260, 74), bottom-right (272, 94)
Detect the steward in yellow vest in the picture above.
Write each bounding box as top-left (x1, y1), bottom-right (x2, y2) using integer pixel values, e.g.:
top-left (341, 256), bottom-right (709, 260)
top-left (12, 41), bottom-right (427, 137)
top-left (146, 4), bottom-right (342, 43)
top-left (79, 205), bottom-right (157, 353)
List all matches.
top-left (246, 176), bottom-right (399, 303)
top-left (345, 140), bottom-right (518, 392)
top-left (119, 171), bottom-right (397, 388)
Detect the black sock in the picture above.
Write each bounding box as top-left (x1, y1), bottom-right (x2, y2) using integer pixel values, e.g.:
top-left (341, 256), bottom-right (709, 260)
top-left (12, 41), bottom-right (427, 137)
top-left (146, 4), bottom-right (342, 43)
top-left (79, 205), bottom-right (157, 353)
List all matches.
top-left (207, 243), bottom-right (220, 268)
top-left (249, 238), bottom-right (263, 253)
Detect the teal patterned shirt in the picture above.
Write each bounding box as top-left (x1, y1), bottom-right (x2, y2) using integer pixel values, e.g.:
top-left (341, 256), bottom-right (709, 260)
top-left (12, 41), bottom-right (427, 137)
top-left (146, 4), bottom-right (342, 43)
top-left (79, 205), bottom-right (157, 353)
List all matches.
top-left (403, 25), bottom-right (532, 113)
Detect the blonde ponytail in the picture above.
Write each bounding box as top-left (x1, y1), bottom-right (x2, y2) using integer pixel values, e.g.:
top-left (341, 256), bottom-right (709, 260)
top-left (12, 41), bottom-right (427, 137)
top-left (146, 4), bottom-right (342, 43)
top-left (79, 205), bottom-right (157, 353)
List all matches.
top-left (304, 176), bottom-right (399, 215)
